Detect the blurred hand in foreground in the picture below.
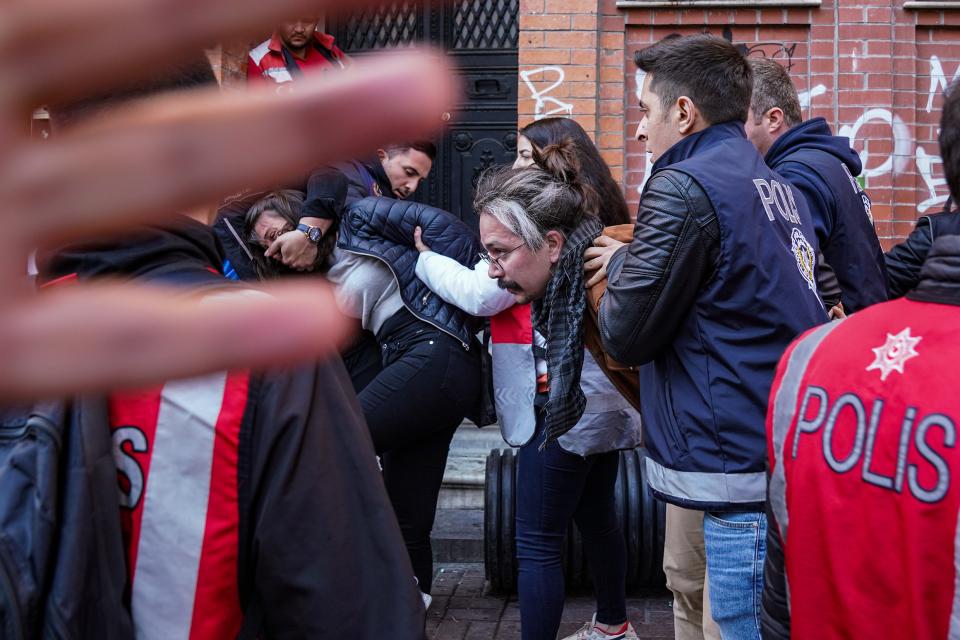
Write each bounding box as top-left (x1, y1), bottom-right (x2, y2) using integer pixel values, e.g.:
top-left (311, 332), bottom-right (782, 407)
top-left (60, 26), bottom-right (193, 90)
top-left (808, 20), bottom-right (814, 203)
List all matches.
top-left (0, 0), bottom-right (455, 400)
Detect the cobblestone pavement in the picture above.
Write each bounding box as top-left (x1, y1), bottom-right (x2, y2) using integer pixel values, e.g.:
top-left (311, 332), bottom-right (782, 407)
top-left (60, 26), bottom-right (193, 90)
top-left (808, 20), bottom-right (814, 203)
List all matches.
top-left (428, 563), bottom-right (674, 639)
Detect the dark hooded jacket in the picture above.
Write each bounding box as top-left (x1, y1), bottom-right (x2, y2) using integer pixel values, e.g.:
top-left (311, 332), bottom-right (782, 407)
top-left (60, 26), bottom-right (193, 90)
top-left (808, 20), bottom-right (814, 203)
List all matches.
top-left (884, 205), bottom-right (960, 297)
top-left (766, 118), bottom-right (889, 313)
top-left (38, 218), bottom-right (427, 640)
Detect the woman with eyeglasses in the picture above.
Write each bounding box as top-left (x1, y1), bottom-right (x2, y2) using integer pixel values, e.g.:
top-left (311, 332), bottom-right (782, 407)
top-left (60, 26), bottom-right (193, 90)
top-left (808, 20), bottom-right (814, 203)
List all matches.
top-left (413, 118), bottom-right (641, 640)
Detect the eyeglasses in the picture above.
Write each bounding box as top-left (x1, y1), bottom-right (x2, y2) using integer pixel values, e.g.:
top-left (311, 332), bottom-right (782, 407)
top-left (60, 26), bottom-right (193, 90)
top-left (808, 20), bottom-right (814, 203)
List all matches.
top-left (478, 243), bottom-right (524, 270)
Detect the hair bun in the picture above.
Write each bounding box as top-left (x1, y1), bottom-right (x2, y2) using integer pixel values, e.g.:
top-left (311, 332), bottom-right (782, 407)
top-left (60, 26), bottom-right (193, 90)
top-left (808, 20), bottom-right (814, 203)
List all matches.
top-left (533, 137), bottom-right (581, 185)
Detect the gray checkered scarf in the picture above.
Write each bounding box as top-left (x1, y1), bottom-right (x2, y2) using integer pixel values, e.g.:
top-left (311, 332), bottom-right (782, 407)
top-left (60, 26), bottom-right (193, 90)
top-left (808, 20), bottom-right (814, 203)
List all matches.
top-left (531, 215), bottom-right (604, 448)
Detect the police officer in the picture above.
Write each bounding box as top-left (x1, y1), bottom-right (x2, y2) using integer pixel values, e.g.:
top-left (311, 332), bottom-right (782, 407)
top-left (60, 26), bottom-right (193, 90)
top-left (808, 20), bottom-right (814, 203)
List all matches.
top-left (586, 34), bottom-right (826, 638)
top-left (763, 82), bottom-right (960, 640)
top-left (745, 58), bottom-right (888, 314)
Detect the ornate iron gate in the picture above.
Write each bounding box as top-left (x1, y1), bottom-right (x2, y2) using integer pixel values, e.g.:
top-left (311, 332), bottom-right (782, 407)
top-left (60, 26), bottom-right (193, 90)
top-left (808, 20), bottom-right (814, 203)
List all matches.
top-left (331, 1), bottom-right (519, 230)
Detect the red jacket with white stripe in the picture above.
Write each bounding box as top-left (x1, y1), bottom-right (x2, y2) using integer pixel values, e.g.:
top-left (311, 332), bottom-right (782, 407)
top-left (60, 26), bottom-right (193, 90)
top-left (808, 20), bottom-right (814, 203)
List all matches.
top-left (39, 217), bottom-right (425, 640)
top-left (247, 32), bottom-right (348, 89)
top-left (764, 236), bottom-right (960, 639)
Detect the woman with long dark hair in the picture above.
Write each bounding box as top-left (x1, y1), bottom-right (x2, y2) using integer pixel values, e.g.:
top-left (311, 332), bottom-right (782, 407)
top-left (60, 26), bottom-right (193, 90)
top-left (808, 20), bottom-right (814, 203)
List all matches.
top-left (516, 116), bottom-right (631, 227)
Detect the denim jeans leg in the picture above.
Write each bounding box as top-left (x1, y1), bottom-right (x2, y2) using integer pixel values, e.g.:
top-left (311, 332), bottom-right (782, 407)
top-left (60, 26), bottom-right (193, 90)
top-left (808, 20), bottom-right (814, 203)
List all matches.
top-left (703, 510), bottom-right (767, 640)
top-left (515, 423), bottom-right (595, 640)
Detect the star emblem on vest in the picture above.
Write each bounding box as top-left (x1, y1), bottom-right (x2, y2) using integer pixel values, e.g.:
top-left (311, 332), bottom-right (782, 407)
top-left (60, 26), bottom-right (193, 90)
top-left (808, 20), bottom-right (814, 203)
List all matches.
top-left (790, 227), bottom-right (816, 294)
top-left (866, 327), bottom-right (922, 381)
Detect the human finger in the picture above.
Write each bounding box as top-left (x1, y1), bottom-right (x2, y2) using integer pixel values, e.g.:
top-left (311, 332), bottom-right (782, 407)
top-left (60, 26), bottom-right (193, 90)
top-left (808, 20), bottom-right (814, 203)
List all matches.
top-left (585, 265), bottom-right (607, 288)
top-left (264, 238), bottom-right (281, 259)
top-left (414, 226), bottom-right (431, 252)
top-left (584, 255), bottom-right (607, 272)
top-left (5, 0), bottom-right (432, 108)
top-left (584, 246), bottom-right (608, 261)
top-left (593, 235), bottom-right (620, 247)
top-left (0, 280), bottom-right (353, 401)
top-left (9, 51), bottom-right (455, 245)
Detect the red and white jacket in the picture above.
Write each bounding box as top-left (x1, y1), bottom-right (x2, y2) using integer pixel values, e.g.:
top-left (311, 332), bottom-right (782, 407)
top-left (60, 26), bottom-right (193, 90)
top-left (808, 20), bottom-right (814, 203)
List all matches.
top-left (39, 217), bottom-right (426, 640)
top-left (766, 294), bottom-right (960, 638)
top-left (247, 32), bottom-right (348, 88)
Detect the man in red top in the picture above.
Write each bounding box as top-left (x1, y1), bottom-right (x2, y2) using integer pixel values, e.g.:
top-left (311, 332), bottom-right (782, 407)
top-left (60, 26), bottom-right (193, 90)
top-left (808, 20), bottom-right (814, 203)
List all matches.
top-left (247, 15), bottom-right (348, 89)
top-left (762, 84), bottom-right (960, 639)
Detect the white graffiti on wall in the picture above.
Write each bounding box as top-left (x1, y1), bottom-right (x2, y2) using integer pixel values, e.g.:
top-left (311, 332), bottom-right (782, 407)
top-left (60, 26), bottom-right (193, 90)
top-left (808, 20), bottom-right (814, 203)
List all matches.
top-left (798, 84), bottom-right (826, 109)
top-left (520, 66), bottom-right (573, 121)
top-left (916, 147), bottom-right (948, 213)
top-left (525, 51), bottom-right (953, 213)
top-left (763, 59), bottom-right (949, 213)
top-left (926, 56), bottom-right (960, 113)
top-left (838, 109), bottom-right (913, 179)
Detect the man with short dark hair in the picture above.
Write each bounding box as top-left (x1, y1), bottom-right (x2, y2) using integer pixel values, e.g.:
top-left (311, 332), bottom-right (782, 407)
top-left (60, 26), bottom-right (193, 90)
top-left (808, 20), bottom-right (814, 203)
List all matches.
top-left (762, 82), bottom-right (960, 640)
top-left (587, 34), bottom-right (826, 638)
top-left (263, 141), bottom-right (437, 271)
top-left (745, 58), bottom-right (888, 314)
top-left (247, 15), bottom-right (348, 89)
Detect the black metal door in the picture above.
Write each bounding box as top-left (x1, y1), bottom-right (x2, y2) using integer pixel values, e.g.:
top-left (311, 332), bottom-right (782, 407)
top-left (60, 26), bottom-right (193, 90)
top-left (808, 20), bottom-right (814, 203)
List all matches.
top-left (330, 1), bottom-right (519, 230)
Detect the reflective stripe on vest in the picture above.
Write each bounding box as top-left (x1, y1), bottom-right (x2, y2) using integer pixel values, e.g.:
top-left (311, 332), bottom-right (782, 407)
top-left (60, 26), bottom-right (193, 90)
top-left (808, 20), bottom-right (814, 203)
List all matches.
top-left (645, 456), bottom-right (766, 505)
top-left (110, 370), bottom-right (250, 640)
top-left (953, 511), bottom-right (960, 638)
top-left (768, 321), bottom-right (842, 550)
top-left (490, 304), bottom-right (537, 446)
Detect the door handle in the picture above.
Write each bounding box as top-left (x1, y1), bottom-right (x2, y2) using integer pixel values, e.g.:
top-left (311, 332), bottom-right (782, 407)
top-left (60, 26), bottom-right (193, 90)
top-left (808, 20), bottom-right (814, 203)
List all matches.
top-left (467, 78), bottom-right (506, 98)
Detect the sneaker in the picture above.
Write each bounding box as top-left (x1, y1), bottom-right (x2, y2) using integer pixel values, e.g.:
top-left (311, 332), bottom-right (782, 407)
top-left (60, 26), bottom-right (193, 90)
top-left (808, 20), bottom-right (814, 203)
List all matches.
top-left (420, 590), bottom-right (433, 610)
top-left (561, 613), bottom-right (639, 640)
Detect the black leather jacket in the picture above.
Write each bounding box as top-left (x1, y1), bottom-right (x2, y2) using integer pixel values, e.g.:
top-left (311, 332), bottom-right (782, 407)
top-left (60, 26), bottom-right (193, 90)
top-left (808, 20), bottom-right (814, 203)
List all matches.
top-left (599, 170), bottom-right (720, 364)
top-left (884, 205), bottom-right (960, 298)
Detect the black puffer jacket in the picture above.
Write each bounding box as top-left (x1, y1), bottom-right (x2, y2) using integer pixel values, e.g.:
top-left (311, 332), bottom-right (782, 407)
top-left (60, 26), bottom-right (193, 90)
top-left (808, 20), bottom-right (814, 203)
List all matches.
top-left (340, 196), bottom-right (483, 348)
top-left (884, 205), bottom-right (960, 297)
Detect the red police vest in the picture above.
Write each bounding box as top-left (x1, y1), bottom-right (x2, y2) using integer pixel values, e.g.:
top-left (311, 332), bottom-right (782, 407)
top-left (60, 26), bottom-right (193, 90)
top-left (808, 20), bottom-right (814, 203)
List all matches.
top-left (767, 297), bottom-right (960, 638)
top-left (109, 370), bottom-right (251, 640)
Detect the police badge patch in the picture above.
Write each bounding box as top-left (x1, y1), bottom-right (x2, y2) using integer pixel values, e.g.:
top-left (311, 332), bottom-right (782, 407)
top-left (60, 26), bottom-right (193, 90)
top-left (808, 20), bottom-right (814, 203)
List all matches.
top-left (791, 227), bottom-right (817, 294)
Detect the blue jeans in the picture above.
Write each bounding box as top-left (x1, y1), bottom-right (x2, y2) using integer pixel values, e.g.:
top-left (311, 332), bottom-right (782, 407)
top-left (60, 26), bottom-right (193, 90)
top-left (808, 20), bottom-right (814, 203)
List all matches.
top-left (703, 510), bottom-right (767, 639)
top-left (515, 420), bottom-right (626, 640)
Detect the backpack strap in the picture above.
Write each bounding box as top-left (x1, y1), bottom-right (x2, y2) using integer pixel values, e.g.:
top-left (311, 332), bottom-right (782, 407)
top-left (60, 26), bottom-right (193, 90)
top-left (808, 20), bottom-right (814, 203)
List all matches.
top-left (280, 39), bottom-right (345, 78)
top-left (312, 40), bottom-right (346, 69)
top-left (279, 46), bottom-right (304, 79)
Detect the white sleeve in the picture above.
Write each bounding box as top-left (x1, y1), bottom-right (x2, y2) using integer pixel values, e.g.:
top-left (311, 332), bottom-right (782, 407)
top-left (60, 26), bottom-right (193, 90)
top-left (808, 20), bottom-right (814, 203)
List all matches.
top-left (415, 251), bottom-right (516, 317)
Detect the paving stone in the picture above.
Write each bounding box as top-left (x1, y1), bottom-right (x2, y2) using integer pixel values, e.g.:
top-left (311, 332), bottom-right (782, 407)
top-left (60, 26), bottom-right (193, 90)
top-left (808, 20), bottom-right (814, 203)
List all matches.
top-left (464, 622), bottom-right (499, 639)
top-left (448, 596), bottom-right (505, 610)
top-left (646, 609), bottom-right (673, 624)
top-left (433, 619), bottom-right (469, 640)
top-left (494, 621), bottom-right (522, 639)
top-left (445, 607), bottom-right (502, 622)
top-left (426, 562), bottom-right (673, 640)
top-left (499, 602), bottom-right (521, 621)
top-left (559, 600), bottom-right (596, 622)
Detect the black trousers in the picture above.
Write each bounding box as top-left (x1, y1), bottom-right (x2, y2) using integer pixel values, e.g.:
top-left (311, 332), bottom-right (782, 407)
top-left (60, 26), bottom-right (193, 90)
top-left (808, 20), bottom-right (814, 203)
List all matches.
top-left (348, 310), bottom-right (480, 592)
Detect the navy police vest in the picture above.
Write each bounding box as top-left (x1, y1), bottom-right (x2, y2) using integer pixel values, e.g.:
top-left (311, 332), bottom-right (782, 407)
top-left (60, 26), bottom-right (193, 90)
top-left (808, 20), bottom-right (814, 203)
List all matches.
top-left (640, 121), bottom-right (827, 511)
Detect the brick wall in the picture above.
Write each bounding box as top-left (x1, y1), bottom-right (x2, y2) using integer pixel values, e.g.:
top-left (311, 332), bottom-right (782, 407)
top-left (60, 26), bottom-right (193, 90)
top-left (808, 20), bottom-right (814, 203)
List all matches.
top-left (519, 0), bottom-right (960, 248)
